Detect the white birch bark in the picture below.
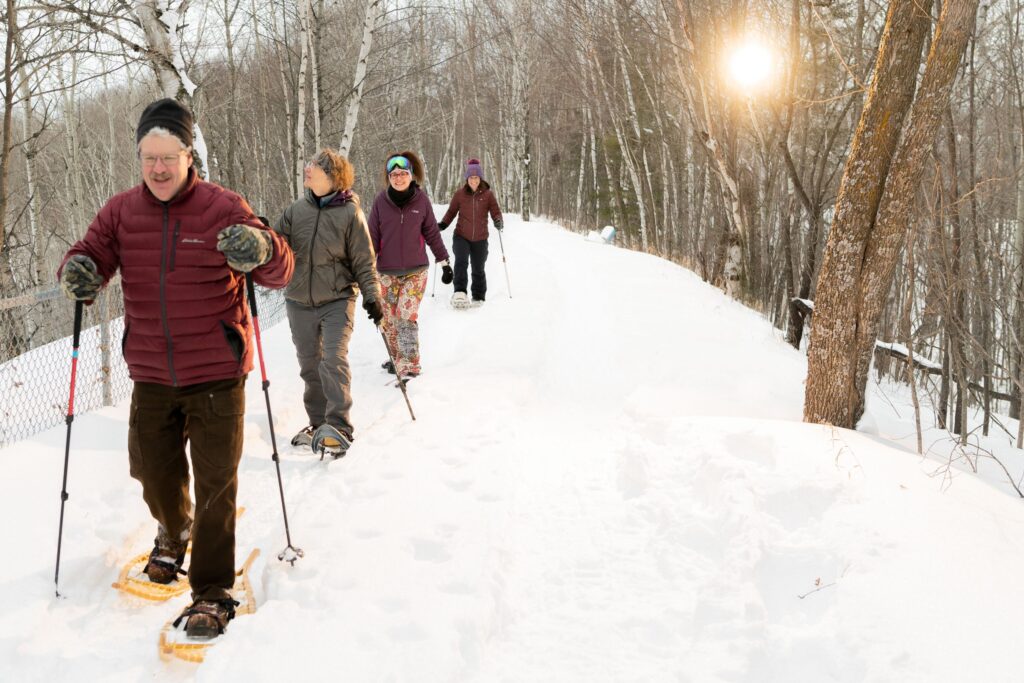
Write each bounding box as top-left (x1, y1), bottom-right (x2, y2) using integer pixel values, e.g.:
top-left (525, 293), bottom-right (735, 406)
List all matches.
top-left (588, 109), bottom-right (600, 229)
top-left (58, 59), bottom-right (86, 237)
top-left (338, 0), bottom-right (382, 157)
top-left (133, 0), bottom-right (209, 176)
top-left (665, 0), bottom-right (747, 295)
top-left (310, 0), bottom-right (321, 151)
top-left (1014, 129), bottom-right (1024, 445)
top-left (574, 128), bottom-right (587, 228)
top-left (268, 0), bottom-right (294, 195)
top-left (13, 29), bottom-right (37, 284)
top-left (612, 13), bottom-right (654, 251)
top-left (294, 0), bottom-right (311, 194)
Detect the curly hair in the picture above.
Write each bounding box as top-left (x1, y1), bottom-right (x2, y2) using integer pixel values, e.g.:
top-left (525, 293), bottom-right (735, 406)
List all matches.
top-left (382, 150), bottom-right (425, 186)
top-left (310, 148), bottom-right (355, 192)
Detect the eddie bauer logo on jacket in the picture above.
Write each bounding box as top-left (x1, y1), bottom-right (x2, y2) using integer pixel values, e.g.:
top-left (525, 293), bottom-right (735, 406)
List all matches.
top-left (182, 238), bottom-right (205, 244)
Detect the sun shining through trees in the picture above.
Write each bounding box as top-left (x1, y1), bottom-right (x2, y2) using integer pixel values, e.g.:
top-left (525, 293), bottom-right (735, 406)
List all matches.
top-left (725, 38), bottom-right (775, 93)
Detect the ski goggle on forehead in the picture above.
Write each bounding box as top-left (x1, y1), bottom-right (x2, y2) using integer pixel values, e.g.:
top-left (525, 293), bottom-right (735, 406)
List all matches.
top-left (386, 156), bottom-right (411, 173)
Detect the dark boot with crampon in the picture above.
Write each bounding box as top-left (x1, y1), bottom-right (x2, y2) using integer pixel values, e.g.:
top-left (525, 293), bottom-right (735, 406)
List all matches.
top-left (174, 597), bottom-right (240, 640)
top-left (144, 519), bottom-right (191, 584)
top-left (310, 424), bottom-right (353, 459)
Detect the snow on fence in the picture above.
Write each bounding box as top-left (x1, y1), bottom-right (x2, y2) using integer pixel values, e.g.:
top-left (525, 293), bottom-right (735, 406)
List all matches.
top-left (0, 282), bottom-right (286, 448)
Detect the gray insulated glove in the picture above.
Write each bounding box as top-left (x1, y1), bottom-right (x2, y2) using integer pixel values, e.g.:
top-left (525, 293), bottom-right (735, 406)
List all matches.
top-left (217, 224), bottom-right (273, 272)
top-left (60, 255), bottom-right (104, 301)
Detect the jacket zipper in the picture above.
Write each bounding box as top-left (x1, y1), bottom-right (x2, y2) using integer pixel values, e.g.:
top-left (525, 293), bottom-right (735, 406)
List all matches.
top-left (159, 205), bottom-right (178, 386)
top-left (308, 205), bottom-right (323, 304)
top-left (472, 190), bottom-right (478, 241)
top-left (168, 219), bottom-right (181, 270)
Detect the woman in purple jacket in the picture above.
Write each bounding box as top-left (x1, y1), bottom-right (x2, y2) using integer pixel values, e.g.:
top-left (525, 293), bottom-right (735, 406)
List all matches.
top-left (368, 151), bottom-right (452, 382)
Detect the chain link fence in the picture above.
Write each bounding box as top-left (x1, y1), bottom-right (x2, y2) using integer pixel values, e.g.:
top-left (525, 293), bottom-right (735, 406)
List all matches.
top-left (0, 280), bottom-right (286, 448)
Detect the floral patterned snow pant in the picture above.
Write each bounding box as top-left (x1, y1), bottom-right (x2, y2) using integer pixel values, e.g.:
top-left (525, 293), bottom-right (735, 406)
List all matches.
top-left (379, 269), bottom-right (428, 377)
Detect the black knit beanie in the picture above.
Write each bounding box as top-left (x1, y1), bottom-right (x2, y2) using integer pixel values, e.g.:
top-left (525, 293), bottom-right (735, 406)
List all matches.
top-left (136, 98), bottom-right (194, 148)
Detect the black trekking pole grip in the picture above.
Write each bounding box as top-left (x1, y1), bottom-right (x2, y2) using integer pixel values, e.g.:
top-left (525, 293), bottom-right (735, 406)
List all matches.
top-left (245, 272), bottom-right (259, 319)
top-left (55, 300), bottom-right (85, 597)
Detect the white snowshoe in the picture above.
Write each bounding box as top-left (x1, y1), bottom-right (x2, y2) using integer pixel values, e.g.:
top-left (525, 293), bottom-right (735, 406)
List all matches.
top-left (451, 292), bottom-right (472, 310)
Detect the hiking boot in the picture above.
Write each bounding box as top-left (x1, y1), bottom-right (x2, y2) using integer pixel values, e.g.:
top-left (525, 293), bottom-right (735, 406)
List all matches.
top-left (311, 424), bottom-right (353, 459)
top-left (291, 424), bottom-right (317, 447)
top-left (144, 519), bottom-right (191, 584)
top-left (174, 598), bottom-right (239, 640)
top-left (451, 291), bottom-right (470, 309)
top-left (381, 360), bottom-right (396, 375)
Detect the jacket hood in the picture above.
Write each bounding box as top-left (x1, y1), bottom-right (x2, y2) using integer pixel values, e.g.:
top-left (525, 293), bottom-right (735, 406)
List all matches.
top-left (304, 188), bottom-right (354, 208)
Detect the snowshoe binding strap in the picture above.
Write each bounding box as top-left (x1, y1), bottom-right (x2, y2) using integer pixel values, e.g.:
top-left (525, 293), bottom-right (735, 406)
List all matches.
top-left (144, 548), bottom-right (187, 585)
top-left (173, 598), bottom-right (240, 639)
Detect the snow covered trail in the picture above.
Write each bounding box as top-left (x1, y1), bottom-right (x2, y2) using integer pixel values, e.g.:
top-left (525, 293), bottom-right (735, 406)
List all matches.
top-left (3, 215), bottom-right (1024, 682)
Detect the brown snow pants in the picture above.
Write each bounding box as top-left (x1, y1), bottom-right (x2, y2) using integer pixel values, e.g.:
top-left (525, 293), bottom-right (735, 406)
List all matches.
top-left (127, 376), bottom-right (246, 601)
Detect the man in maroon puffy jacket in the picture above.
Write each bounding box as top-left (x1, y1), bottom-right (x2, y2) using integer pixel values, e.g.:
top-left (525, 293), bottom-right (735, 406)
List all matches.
top-left (57, 99), bottom-right (294, 639)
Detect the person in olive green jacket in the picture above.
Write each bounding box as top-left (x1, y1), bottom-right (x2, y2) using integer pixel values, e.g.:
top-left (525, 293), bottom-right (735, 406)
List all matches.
top-left (275, 149), bottom-right (382, 456)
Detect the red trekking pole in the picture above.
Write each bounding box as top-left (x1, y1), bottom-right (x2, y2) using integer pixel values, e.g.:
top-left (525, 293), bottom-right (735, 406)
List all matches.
top-left (54, 300), bottom-right (84, 597)
top-left (245, 273), bottom-right (303, 565)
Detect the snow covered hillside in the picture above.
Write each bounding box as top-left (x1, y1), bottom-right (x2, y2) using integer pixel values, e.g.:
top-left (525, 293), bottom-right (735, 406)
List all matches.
top-left (3, 213), bottom-right (1024, 682)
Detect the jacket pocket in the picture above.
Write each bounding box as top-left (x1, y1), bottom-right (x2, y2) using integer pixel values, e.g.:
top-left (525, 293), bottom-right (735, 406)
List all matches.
top-left (219, 321), bottom-right (246, 364)
top-left (208, 381), bottom-right (246, 418)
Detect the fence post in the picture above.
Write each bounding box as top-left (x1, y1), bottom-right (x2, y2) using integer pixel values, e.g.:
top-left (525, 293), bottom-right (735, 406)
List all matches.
top-left (99, 288), bottom-right (113, 406)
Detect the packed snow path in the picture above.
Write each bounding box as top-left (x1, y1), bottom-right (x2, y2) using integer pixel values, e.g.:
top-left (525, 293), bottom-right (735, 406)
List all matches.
top-left (3, 215), bottom-right (1024, 682)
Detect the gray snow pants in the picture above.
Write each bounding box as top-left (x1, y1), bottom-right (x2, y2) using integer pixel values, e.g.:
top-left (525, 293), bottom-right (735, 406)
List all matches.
top-left (286, 297), bottom-right (356, 437)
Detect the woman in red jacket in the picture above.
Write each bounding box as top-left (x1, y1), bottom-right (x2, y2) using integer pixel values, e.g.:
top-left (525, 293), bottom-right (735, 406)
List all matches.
top-left (367, 151), bottom-right (451, 382)
top-left (437, 158), bottom-right (503, 307)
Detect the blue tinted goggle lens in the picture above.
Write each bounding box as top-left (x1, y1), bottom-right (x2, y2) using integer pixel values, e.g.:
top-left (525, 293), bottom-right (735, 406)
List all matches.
top-left (387, 156), bottom-right (411, 172)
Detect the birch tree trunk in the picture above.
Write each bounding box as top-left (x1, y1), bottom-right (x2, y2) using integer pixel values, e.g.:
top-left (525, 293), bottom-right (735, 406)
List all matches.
top-left (666, 0), bottom-right (747, 296)
top-left (221, 0), bottom-right (241, 187)
top-left (612, 13), bottom-right (654, 250)
top-left (338, 0), bottom-right (382, 157)
top-left (309, 0), bottom-right (321, 151)
top-left (294, 0), bottom-right (310, 194)
top-left (133, 0), bottom-right (209, 175)
top-left (14, 27), bottom-right (38, 284)
top-left (0, 0), bottom-right (22, 347)
top-left (1015, 122), bottom-right (1024, 422)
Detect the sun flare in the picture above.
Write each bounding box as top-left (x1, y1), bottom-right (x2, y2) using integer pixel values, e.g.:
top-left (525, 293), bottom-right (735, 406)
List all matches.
top-left (727, 41), bottom-right (774, 92)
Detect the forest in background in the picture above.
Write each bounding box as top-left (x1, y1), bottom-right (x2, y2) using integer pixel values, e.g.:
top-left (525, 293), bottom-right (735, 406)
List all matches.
top-left (1, 0), bottom-right (1021, 438)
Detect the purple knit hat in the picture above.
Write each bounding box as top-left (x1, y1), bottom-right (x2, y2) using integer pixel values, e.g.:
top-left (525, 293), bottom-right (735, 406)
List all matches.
top-left (464, 157), bottom-right (483, 180)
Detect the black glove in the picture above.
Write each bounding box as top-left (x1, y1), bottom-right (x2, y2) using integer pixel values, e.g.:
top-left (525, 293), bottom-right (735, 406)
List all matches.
top-left (217, 224), bottom-right (273, 272)
top-left (437, 221), bottom-right (449, 231)
top-left (440, 261), bottom-right (453, 285)
top-left (494, 220), bottom-right (503, 231)
top-left (60, 255), bottom-right (104, 301)
top-left (363, 298), bottom-right (384, 326)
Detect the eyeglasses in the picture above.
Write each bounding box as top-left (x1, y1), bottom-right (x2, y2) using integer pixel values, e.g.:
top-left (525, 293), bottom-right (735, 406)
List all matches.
top-left (141, 153), bottom-right (185, 167)
top-left (388, 170), bottom-right (411, 179)
top-left (386, 156), bottom-right (411, 172)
